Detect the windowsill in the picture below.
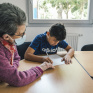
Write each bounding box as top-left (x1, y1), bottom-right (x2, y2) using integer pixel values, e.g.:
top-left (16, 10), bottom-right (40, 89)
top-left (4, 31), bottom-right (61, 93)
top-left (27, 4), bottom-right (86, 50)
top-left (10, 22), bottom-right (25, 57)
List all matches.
top-left (27, 23), bottom-right (93, 27)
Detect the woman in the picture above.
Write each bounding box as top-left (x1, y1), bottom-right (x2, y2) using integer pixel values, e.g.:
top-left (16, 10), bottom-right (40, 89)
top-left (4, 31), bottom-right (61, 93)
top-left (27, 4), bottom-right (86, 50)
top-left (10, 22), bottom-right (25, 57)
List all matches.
top-left (0, 3), bottom-right (54, 87)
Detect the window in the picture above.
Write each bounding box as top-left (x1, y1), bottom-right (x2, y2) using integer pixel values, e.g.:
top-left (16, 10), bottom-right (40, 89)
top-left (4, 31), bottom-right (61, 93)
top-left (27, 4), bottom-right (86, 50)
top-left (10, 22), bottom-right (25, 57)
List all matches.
top-left (28, 0), bottom-right (93, 27)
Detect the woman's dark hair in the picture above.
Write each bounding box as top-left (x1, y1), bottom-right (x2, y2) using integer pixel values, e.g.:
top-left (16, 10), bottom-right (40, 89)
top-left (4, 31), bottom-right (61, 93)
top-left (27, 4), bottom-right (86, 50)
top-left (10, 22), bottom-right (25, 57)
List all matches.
top-left (0, 3), bottom-right (26, 37)
top-left (49, 23), bottom-right (66, 41)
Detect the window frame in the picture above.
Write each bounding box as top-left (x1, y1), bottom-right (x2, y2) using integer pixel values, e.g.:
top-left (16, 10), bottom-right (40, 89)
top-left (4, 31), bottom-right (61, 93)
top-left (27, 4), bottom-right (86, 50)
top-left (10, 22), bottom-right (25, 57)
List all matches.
top-left (28, 0), bottom-right (93, 27)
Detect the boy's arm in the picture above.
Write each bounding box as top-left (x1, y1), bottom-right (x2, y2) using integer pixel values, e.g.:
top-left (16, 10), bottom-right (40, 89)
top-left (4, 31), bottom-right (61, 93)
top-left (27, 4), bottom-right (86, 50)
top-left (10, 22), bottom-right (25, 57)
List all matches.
top-left (24, 47), bottom-right (44, 62)
top-left (58, 40), bottom-right (74, 64)
top-left (24, 47), bottom-right (53, 63)
top-left (62, 45), bottom-right (74, 64)
top-left (65, 45), bottom-right (74, 58)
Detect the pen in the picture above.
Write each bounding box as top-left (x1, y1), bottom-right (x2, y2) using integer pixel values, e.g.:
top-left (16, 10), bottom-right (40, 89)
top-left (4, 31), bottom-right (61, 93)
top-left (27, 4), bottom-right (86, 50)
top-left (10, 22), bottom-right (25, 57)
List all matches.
top-left (46, 51), bottom-right (49, 58)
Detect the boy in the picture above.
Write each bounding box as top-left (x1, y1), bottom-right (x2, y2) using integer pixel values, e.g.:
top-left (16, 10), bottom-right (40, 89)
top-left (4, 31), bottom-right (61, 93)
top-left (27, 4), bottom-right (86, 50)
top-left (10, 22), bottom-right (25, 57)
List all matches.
top-left (25, 23), bottom-right (74, 64)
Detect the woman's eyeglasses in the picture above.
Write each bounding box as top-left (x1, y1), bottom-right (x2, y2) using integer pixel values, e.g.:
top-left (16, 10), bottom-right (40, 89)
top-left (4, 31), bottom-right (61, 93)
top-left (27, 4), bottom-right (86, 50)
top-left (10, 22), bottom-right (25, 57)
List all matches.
top-left (14, 31), bottom-right (25, 37)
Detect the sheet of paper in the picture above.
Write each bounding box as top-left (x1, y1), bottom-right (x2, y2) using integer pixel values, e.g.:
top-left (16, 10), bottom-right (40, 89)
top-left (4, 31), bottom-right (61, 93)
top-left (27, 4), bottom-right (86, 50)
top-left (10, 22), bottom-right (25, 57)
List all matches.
top-left (42, 54), bottom-right (65, 66)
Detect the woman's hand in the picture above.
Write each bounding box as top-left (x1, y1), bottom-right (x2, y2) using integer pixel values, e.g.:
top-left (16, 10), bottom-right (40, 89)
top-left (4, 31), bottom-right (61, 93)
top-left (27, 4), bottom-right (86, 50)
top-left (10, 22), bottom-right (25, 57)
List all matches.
top-left (39, 62), bottom-right (55, 71)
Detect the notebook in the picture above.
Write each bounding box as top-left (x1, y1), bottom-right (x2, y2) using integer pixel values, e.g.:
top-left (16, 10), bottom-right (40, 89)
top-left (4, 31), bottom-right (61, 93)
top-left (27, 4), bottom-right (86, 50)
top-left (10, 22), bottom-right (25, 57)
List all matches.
top-left (42, 54), bottom-right (65, 66)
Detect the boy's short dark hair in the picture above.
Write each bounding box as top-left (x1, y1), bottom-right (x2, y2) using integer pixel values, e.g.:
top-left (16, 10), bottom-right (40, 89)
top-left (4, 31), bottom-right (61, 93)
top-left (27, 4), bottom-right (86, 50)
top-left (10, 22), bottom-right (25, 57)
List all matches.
top-left (0, 3), bottom-right (26, 37)
top-left (49, 23), bottom-right (66, 41)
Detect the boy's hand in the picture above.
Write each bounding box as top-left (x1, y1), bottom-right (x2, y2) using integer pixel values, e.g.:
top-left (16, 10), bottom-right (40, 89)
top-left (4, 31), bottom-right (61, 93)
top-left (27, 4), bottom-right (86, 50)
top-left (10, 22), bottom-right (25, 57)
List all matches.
top-left (42, 57), bottom-right (53, 64)
top-left (61, 55), bottom-right (72, 64)
top-left (39, 62), bottom-right (55, 71)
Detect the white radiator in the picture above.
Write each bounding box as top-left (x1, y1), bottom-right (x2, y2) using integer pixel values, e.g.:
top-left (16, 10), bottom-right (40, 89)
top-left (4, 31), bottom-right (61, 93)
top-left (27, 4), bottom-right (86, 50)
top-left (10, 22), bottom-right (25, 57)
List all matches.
top-left (58, 33), bottom-right (81, 51)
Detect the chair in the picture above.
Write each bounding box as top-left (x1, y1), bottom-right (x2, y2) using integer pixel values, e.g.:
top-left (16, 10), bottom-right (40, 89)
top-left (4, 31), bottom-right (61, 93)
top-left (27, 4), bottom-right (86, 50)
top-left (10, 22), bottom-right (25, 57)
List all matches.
top-left (81, 44), bottom-right (93, 51)
top-left (17, 42), bottom-right (31, 60)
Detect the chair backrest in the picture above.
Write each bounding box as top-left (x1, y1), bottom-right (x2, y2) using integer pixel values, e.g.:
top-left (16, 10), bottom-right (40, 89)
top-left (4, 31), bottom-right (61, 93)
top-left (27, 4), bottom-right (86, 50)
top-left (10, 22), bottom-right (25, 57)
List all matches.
top-left (81, 44), bottom-right (93, 51)
top-left (17, 42), bottom-right (31, 59)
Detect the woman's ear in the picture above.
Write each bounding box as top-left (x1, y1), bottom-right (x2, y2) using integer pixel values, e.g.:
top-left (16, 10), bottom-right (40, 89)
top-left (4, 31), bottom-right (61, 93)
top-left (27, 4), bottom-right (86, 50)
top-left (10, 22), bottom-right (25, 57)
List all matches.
top-left (2, 34), bottom-right (10, 40)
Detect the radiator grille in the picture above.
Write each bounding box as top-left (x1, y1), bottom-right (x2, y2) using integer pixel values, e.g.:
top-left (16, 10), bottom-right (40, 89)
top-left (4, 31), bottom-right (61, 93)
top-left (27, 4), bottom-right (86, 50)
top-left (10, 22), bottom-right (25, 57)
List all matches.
top-left (58, 33), bottom-right (79, 51)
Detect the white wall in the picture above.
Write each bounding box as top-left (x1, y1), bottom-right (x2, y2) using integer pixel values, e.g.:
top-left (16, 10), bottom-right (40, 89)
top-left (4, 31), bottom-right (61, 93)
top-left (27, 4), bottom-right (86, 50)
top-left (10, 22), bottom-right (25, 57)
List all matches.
top-left (0, 0), bottom-right (93, 50)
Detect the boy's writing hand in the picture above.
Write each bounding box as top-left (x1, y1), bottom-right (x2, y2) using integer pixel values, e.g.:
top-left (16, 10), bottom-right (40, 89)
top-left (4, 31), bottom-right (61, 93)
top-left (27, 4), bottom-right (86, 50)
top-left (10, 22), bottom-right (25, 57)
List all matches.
top-left (42, 57), bottom-right (53, 64)
top-left (39, 62), bottom-right (55, 71)
top-left (61, 55), bottom-right (72, 64)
